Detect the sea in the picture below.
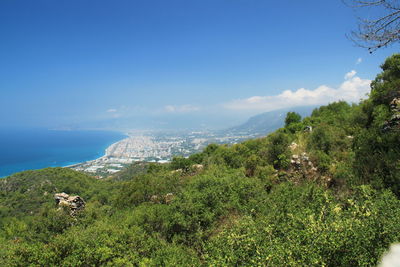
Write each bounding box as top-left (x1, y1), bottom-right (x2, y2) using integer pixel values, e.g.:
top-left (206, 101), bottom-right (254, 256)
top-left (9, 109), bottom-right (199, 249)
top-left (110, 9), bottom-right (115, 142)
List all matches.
top-left (0, 128), bottom-right (126, 178)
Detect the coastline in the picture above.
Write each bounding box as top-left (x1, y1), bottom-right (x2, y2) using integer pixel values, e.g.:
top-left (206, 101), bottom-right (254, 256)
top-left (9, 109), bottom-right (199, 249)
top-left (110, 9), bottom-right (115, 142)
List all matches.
top-left (64, 135), bottom-right (135, 177)
top-left (0, 129), bottom-right (128, 178)
top-left (62, 136), bottom-right (129, 168)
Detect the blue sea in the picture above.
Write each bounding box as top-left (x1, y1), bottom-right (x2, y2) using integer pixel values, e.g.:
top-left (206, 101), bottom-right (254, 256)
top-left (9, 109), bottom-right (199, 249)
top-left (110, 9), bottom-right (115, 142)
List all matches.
top-left (0, 128), bottom-right (126, 178)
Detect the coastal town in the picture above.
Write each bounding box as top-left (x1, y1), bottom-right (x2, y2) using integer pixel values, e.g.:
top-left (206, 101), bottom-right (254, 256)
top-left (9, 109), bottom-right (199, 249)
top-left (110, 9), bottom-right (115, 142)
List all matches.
top-left (68, 131), bottom-right (254, 177)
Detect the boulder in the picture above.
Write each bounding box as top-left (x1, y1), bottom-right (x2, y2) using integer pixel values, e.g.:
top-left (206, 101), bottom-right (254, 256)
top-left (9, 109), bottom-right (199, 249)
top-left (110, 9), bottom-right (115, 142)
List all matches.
top-left (54, 192), bottom-right (69, 203)
top-left (291, 155), bottom-right (301, 169)
top-left (192, 164), bottom-right (204, 171)
top-left (304, 126), bottom-right (313, 132)
top-left (301, 152), bottom-right (309, 161)
top-left (165, 193), bottom-right (174, 204)
top-left (390, 97), bottom-right (400, 112)
top-left (54, 192), bottom-right (85, 215)
top-left (150, 195), bottom-right (160, 203)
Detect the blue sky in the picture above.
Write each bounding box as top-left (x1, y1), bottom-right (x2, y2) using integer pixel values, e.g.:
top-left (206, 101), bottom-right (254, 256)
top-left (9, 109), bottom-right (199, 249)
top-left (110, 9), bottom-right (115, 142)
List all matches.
top-left (0, 0), bottom-right (398, 130)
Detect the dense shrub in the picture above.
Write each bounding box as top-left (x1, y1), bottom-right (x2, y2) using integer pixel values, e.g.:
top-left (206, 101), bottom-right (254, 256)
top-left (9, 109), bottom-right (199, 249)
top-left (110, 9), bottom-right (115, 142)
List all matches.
top-left (2, 54), bottom-right (400, 266)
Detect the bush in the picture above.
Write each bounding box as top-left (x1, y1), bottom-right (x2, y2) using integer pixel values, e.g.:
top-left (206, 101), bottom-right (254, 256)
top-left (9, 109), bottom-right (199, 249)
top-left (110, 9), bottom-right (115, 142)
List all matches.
top-left (310, 150), bottom-right (331, 173)
top-left (205, 183), bottom-right (400, 266)
top-left (265, 130), bottom-right (291, 169)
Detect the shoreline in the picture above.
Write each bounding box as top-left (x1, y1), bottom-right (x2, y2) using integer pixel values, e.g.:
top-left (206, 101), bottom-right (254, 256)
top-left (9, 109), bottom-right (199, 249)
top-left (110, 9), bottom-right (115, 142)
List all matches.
top-left (0, 130), bottom-right (129, 178)
top-left (63, 135), bottom-right (130, 168)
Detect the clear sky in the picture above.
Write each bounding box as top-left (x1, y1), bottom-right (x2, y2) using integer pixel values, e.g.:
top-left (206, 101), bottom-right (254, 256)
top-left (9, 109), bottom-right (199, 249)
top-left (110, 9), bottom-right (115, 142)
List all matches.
top-left (0, 0), bottom-right (398, 130)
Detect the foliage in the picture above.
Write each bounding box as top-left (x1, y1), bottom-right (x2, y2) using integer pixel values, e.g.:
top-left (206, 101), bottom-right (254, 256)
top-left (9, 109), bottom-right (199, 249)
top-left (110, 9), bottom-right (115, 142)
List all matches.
top-left (353, 54), bottom-right (400, 196)
top-left (110, 162), bottom-right (149, 181)
top-left (1, 54), bottom-right (400, 266)
top-left (205, 184), bottom-right (400, 266)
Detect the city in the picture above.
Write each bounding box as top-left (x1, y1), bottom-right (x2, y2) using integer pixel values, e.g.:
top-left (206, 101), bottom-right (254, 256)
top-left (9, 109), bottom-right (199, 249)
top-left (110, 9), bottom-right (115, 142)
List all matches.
top-left (69, 130), bottom-right (260, 177)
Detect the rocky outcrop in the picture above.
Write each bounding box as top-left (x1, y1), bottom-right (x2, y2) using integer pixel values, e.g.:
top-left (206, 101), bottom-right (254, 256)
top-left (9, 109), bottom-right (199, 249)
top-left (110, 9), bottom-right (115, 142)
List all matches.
top-left (165, 193), bottom-right (174, 204)
top-left (383, 97), bottom-right (400, 132)
top-left (289, 142), bottom-right (298, 151)
top-left (192, 164), bottom-right (204, 171)
top-left (170, 164), bottom-right (204, 176)
top-left (289, 152), bottom-right (335, 187)
top-left (150, 194), bottom-right (160, 203)
top-left (383, 114), bottom-right (400, 132)
top-left (54, 192), bottom-right (85, 216)
top-left (289, 152), bottom-right (319, 180)
top-left (291, 153), bottom-right (313, 170)
top-left (150, 193), bottom-right (175, 204)
top-left (304, 126), bottom-right (313, 132)
top-left (390, 97), bottom-right (400, 112)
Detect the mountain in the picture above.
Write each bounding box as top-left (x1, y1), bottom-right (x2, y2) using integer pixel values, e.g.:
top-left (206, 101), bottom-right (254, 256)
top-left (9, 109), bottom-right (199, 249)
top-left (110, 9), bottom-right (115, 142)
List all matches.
top-left (224, 106), bottom-right (316, 136)
top-left (1, 54), bottom-right (400, 267)
top-left (69, 113), bottom-right (249, 132)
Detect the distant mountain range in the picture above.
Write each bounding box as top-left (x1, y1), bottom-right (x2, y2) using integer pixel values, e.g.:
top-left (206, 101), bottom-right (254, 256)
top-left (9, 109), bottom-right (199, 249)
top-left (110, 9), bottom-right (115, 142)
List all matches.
top-left (223, 106), bottom-right (316, 137)
top-left (69, 106), bottom-right (317, 135)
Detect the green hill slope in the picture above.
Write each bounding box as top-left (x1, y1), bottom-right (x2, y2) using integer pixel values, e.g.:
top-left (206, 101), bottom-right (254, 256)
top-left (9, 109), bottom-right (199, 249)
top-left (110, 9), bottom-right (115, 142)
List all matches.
top-left (1, 55), bottom-right (400, 266)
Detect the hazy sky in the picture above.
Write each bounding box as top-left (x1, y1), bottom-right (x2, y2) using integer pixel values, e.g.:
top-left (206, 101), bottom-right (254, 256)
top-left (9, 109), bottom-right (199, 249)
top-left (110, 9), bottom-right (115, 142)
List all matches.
top-left (0, 0), bottom-right (398, 129)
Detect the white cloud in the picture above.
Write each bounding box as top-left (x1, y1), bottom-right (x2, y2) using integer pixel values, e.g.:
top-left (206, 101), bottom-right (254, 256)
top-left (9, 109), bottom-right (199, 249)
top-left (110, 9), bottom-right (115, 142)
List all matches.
top-left (107, 108), bottom-right (117, 113)
top-left (356, 57), bottom-right (363, 64)
top-left (164, 104), bottom-right (200, 113)
top-left (223, 71), bottom-right (371, 112)
top-left (344, 70), bottom-right (357, 80)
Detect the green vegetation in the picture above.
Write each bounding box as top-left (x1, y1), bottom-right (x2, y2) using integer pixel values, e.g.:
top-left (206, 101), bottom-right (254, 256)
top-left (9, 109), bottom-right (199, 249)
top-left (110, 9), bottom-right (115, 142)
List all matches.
top-left (1, 55), bottom-right (400, 266)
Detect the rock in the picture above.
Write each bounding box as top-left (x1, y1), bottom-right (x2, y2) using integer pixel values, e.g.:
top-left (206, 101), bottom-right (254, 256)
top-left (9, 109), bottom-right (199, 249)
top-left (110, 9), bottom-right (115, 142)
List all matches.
top-left (150, 195), bottom-right (160, 203)
top-left (289, 142), bottom-right (298, 151)
top-left (326, 177), bottom-right (334, 188)
top-left (304, 126), bottom-right (313, 132)
top-left (311, 167), bottom-right (318, 172)
top-left (54, 192), bottom-right (69, 203)
top-left (382, 114), bottom-right (400, 132)
top-left (165, 193), bottom-right (174, 204)
top-left (54, 192), bottom-right (85, 216)
top-left (390, 97), bottom-right (400, 112)
top-left (192, 164), bottom-right (204, 172)
top-left (392, 113), bottom-right (400, 121)
top-left (68, 196), bottom-right (85, 211)
top-left (291, 155), bottom-right (302, 169)
top-left (382, 97), bottom-right (400, 132)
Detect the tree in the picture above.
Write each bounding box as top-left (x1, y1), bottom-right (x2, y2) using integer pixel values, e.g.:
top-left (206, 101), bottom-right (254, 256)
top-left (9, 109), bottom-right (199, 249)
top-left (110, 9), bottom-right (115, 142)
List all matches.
top-left (284, 112), bottom-right (301, 127)
top-left (345, 0), bottom-right (400, 52)
top-left (353, 54), bottom-right (400, 195)
top-left (266, 130), bottom-right (291, 169)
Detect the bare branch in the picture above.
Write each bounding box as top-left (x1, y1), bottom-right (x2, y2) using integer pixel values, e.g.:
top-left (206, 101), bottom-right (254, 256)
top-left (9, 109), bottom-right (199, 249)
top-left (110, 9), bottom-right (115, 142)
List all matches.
top-left (345, 0), bottom-right (400, 52)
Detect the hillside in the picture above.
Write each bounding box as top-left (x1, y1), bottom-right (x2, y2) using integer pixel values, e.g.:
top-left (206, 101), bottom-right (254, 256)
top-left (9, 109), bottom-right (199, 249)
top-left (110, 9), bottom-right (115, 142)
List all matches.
top-left (224, 106), bottom-right (315, 136)
top-left (0, 55), bottom-right (400, 266)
